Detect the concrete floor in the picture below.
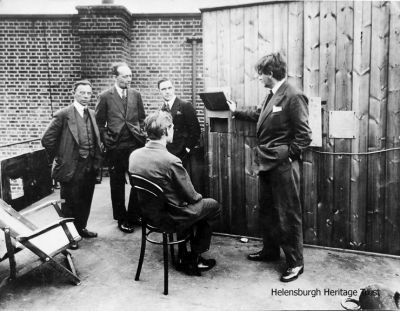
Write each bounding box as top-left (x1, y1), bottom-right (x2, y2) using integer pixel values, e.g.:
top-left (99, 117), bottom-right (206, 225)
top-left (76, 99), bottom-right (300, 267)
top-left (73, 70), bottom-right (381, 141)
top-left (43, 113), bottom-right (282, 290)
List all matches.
top-left (0, 178), bottom-right (399, 310)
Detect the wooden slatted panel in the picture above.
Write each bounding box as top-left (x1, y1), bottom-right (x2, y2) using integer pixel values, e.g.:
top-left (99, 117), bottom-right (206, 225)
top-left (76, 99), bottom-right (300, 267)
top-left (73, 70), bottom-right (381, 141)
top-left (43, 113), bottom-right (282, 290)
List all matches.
top-left (216, 10), bottom-right (232, 233)
top-left (257, 4), bottom-right (274, 104)
top-left (202, 11), bottom-right (220, 226)
top-left (318, 1), bottom-right (337, 247)
top-left (332, 1), bottom-right (353, 248)
top-left (287, 1), bottom-right (304, 90)
top-left (302, 1), bottom-right (320, 245)
top-left (350, 1), bottom-right (371, 251)
top-left (385, 1), bottom-right (400, 255)
top-left (367, 1), bottom-right (389, 252)
top-left (273, 3), bottom-right (288, 59)
top-left (244, 136), bottom-right (260, 236)
top-left (230, 7), bottom-right (247, 234)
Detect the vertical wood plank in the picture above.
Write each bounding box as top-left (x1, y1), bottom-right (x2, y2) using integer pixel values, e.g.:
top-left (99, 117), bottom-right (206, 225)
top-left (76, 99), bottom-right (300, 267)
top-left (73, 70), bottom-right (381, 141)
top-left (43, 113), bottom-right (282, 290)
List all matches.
top-left (332, 1), bottom-right (354, 249)
top-left (385, 1), bottom-right (400, 255)
top-left (273, 3), bottom-right (288, 59)
top-left (302, 1), bottom-right (320, 245)
top-left (230, 7), bottom-right (247, 234)
top-left (216, 10), bottom-right (233, 232)
top-left (287, 1), bottom-right (304, 90)
top-left (257, 4), bottom-right (274, 104)
top-left (203, 12), bottom-right (218, 90)
top-left (367, 1), bottom-right (389, 252)
top-left (318, 1), bottom-right (337, 247)
top-left (244, 136), bottom-right (260, 236)
top-left (244, 6), bottom-right (259, 108)
top-left (350, 1), bottom-right (371, 251)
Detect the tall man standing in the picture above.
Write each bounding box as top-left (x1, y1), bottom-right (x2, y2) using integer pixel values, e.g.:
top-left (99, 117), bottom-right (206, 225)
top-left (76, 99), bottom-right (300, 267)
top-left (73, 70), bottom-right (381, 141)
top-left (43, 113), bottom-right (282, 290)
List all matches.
top-left (158, 78), bottom-right (201, 167)
top-left (227, 53), bottom-right (312, 282)
top-left (42, 80), bottom-right (102, 248)
top-left (96, 62), bottom-right (146, 233)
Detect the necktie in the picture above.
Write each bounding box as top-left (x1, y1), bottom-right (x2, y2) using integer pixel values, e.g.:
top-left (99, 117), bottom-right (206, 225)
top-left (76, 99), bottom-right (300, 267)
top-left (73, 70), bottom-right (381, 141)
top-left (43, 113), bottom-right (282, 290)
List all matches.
top-left (261, 91), bottom-right (274, 112)
top-left (83, 107), bottom-right (89, 121)
top-left (162, 102), bottom-right (171, 113)
top-left (122, 89), bottom-right (128, 113)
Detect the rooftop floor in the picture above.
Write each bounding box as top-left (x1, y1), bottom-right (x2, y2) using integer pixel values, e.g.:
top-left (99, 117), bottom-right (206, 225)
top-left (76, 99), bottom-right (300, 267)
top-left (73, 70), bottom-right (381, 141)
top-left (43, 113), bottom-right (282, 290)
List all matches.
top-left (0, 178), bottom-right (399, 310)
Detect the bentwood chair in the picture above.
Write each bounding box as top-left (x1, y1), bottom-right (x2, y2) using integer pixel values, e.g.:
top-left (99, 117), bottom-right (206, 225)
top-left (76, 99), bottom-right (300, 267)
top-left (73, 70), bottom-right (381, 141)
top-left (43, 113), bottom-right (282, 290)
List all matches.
top-left (129, 173), bottom-right (191, 295)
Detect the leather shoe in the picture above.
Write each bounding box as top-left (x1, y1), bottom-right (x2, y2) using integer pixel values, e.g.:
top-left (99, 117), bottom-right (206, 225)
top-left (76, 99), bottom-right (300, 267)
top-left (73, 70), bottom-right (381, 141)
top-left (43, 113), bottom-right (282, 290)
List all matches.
top-left (197, 256), bottom-right (216, 271)
top-left (280, 266), bottom-right (304, 282)
top-left (118, 221), bottom-right (134, 233)
top-left (79, 228), bottom-right (98, 238)
top-left (247, 250), bottom-right (280, 262)
top-left (68, 242), bottom-right (79, 250)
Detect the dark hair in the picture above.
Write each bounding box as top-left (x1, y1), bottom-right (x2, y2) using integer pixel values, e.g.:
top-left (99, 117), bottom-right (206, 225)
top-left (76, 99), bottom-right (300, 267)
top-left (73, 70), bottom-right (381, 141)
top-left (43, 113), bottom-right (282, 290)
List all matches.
top-left (111, 62), bottom-right (130, 76)
top-left (157, 78), bottom-right (172, 89)
top-left (255, 52), bottom-right (286, 81)
top-left (73, 79), bottom-right (92, 92)
top-left (145, 110), bottom-right (173, 140)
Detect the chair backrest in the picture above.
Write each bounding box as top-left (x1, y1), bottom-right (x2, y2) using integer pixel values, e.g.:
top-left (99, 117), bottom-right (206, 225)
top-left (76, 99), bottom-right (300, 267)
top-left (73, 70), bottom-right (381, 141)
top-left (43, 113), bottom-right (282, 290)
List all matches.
top-left (0, 199), bottom-right (34, 237)
top-left (0, 198), bottom-right (80, 256)
top-left (129, 174), bottom-right (175, 230)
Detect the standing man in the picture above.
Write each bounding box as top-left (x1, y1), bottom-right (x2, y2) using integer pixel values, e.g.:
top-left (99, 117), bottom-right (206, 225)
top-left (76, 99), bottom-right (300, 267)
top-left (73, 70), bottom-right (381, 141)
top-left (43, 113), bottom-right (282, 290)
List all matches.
top-left (96, 62), bottom-right (146, 233)
top-left (42, 80), bottom-right (102, 248)
top-left (227, 52), bottom-right (312, 282)
top-left (158, 78), bottom-right (201, 167)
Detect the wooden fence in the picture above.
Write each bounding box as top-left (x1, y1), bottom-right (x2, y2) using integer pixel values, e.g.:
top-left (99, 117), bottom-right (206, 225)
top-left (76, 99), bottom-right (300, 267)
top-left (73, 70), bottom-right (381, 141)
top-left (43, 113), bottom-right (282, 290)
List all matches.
top-left (202, 1), bottom-right (400, 255)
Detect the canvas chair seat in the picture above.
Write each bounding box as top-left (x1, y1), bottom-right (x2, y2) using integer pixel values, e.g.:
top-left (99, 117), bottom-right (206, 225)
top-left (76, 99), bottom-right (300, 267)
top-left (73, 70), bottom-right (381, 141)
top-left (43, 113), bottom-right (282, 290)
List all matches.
top-left (0, 198), bottom-right (81, 287)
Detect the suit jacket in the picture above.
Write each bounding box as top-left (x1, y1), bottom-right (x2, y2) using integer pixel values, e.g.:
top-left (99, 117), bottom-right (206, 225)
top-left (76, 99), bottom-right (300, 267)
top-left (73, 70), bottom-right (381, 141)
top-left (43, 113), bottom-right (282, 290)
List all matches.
top-left (129, 141), bottom-right (206, 230)
top-left (162, 97), bottom-right (201, 158)
top-left (234, 81), bottom-right (312, 171)
top-left (41, 105), bottom-right (103, 182)
top-left (95, 86), bottom-right (146, 150)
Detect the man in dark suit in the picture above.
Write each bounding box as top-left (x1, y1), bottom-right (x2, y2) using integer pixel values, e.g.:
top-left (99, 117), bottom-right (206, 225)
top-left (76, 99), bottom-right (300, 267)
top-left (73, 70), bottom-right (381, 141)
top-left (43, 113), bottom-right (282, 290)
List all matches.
top-left (227, 52), bottom-right (312, 282)
top-left (95, 62), bottom-right (146, 233)
top-left (129, 110), bottom-right (220, 275)
top-left (158, 78), bottom-right (201, 167)
top-left (42, 80), bottom-right (102, 248)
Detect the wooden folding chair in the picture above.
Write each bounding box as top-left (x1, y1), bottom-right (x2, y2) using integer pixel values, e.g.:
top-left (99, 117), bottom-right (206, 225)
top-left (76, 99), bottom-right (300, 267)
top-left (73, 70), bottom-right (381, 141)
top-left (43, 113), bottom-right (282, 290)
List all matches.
top-left (0, 198), bottom-right (81, 288)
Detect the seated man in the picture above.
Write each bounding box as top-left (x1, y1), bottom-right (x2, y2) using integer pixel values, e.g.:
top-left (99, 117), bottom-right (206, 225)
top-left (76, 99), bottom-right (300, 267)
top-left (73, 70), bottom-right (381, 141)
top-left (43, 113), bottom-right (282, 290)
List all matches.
top-left (129, 111), bottom-right (220, 275)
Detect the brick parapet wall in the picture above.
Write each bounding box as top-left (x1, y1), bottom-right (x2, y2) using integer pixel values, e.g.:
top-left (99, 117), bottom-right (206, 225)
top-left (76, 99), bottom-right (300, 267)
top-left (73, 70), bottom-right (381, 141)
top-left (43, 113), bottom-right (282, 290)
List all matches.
top-left (130, 15), bottom-right (203, 123)
top-left (0, 16), bottom-right (82, 158)
top-left (0, 9), bottom-right (203, 160)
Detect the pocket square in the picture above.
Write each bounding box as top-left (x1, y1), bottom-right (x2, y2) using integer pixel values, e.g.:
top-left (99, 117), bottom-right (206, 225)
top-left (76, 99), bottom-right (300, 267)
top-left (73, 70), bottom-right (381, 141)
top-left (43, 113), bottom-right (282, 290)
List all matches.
top-left (176, 111), bottom-right (183, 115)
top-left (272, 105), bottom-right (282, 113)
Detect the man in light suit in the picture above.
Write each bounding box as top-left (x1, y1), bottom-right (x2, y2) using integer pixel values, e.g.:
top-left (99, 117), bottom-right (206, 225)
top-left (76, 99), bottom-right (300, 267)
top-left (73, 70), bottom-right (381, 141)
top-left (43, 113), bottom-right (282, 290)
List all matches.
top-left (158, 78), bottom-right (201, 167)
top-left (129, 111), bottom-right (220, 275)
top-left (227, 52), bottom-right (312, 282)
top-left (95, 62), bottom-right (146, 233)
top-left (42, 80), bottom-right (102, 248)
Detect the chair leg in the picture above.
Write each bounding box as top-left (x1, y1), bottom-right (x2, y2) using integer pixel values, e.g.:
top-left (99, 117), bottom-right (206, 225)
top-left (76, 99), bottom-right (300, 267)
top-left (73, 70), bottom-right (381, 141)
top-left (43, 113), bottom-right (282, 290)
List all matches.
top-left (168, 233), bottom-right (175, 266)
top-left (4, 228), bottom-right (16, 281)
top-left (135, 224), bottom-right (147, 281)
top-left (63, 250), bottom-right (78, 279)
top-left (163, 233), bottom-right (168, 295)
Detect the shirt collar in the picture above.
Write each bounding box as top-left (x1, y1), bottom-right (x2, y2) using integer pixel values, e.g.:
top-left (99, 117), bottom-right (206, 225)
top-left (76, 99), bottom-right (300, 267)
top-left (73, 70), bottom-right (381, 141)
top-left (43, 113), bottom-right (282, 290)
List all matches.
top-left (115, 84), bottom-right (127, 98)
top-left (272, 78), bottom-right (285, 95)
top-left (165, 96), bottom-right (176, 109)
top-left (73, 100), bottom-right (86, 118)
top-left (146, 140), bottom-right (167, 150)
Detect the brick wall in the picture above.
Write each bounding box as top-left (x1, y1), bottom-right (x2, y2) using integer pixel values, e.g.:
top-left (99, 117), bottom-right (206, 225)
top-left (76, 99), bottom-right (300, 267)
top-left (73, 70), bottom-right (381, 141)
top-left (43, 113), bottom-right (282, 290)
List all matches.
top-left (0, 16), bottom-right (82, 158)
top-left (0, 8), bottom-right (203, 160)
top-left (130, 15), bottom-right (203, 123)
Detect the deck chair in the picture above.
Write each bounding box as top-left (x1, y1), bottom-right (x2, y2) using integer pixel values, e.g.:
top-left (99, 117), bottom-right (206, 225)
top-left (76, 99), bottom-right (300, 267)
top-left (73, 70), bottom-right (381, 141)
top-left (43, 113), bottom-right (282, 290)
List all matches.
top-left (0, 198), bottom-right (81, 287)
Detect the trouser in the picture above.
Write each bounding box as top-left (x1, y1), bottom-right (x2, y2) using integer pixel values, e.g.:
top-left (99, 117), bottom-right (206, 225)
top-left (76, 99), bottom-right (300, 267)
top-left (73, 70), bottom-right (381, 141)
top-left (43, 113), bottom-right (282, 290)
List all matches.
top-left (108, 147), bottom-right (139, 223)
top-left (258, 159), bottom-right (304, 267)
top-left (178, 198), bottom-right (221, 255)
top-left (60, 157), bottom-right (96, 232)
